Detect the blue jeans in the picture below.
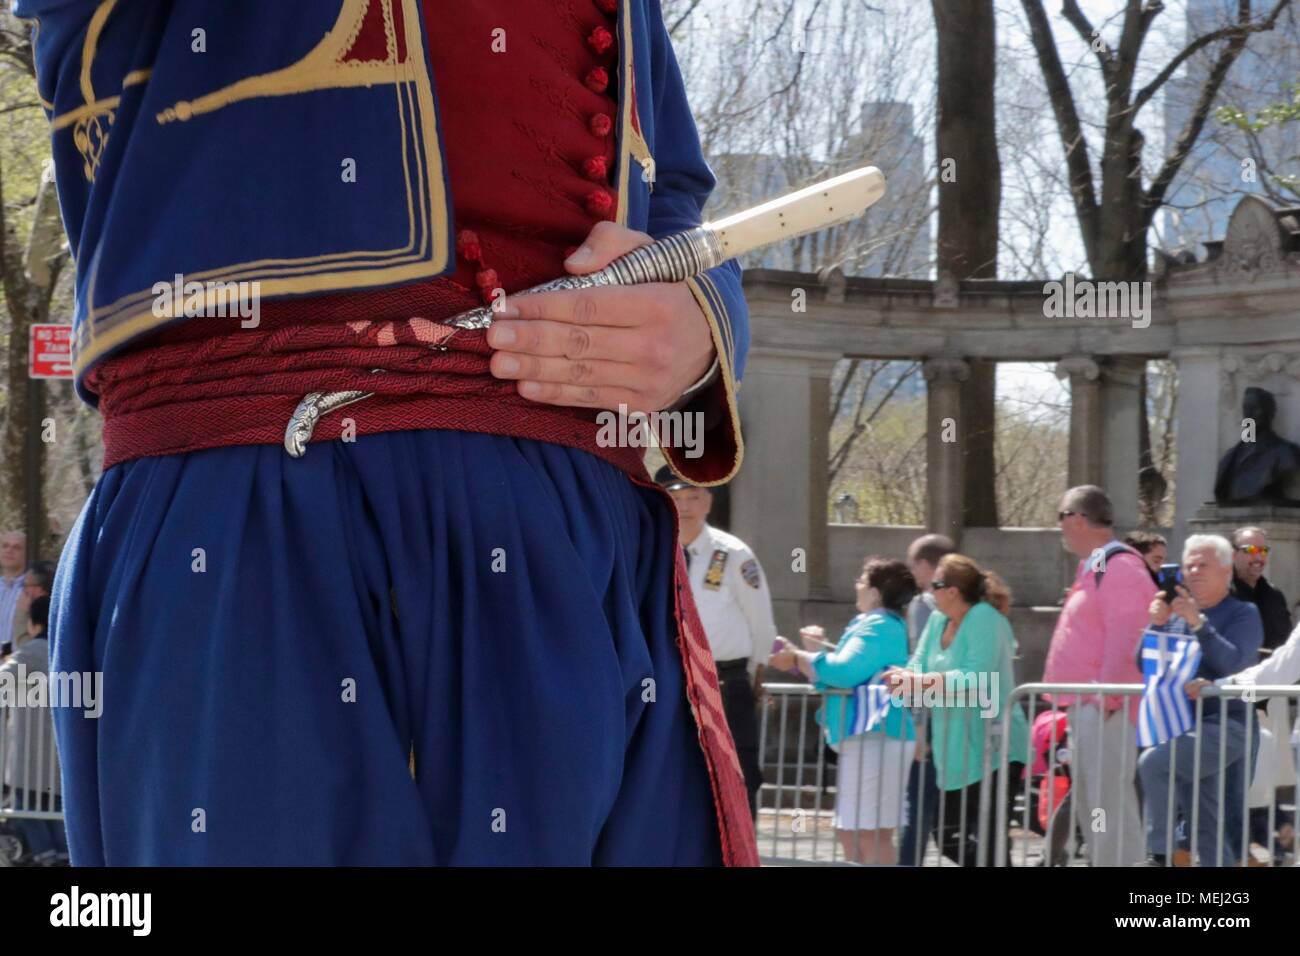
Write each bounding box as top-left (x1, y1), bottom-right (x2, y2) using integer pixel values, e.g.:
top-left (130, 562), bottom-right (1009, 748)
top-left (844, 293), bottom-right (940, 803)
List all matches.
top-left (1138, 717), bottom-right (1254, 866)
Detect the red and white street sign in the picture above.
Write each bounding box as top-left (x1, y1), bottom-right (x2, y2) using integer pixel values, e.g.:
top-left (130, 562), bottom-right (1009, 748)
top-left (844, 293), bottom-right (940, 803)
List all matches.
top-left (29, 324), bottom-right (73, 379)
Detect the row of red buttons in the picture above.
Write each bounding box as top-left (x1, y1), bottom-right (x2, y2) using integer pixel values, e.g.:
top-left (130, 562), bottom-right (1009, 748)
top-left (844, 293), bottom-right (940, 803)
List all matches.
top-left (457, 0), bottom-right (622, 305)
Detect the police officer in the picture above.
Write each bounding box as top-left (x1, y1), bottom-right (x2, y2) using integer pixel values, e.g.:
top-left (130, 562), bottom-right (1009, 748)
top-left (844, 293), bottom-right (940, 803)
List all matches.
top-left (657, 466), bottom-right (776, 818)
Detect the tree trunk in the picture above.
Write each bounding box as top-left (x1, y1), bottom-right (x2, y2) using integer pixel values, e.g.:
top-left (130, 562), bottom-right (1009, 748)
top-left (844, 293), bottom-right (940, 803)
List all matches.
top-left (2, 176), bottom-right (66, 547)
top-left (933, 0), bottom-right (1000, 527)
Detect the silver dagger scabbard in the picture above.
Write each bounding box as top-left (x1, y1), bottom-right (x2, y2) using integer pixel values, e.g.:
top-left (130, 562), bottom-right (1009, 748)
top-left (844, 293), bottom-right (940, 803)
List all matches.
top-left (284, 380), bottom-right (378, 458)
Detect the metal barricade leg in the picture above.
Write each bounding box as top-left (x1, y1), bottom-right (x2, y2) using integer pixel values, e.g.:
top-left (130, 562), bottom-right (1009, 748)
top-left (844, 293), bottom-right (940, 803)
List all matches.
top-left (773, 691), bottom-right (788, 860)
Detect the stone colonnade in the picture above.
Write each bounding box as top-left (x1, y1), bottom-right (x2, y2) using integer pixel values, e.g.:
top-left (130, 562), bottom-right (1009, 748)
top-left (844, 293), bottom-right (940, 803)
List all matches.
top-left (731, 347), bottom-right (1145, 619)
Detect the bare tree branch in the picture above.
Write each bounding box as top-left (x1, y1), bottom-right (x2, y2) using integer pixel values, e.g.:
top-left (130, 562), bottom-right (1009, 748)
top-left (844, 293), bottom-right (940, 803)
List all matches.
top-left (1019, 0), bottom-right (1101, 264)
top-left (1061, 0), bottom-right (1115, 80)
top-left (667, 0), bottom-right (706, 37)
top-left (1144, 0), bottom-right (1292, 224)
top-left (1133, 0), bottom-right (1290, 113)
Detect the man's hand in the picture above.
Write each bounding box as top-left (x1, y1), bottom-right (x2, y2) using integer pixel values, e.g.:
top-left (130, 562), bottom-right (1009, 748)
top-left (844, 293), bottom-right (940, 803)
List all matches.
top-left (1168, 585), bottom-right (1203, 630)
top-left (486, 222), bottom-right (716, 412)
top-left (1148, 595), bottom-right (1173, 627)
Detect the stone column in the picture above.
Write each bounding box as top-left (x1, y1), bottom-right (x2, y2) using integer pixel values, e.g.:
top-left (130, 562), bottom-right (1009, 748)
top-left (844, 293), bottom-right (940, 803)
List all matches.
top-left (923, 357), bottom-right (969, 544)
top-left (1171, 348), bottom-right (1221, 544)
top-left (1054, 355), bottom-right (1103, 488)
top-left (1099, 356), bottom-right (1146, 531)
top-left (806, 361), bottom-right (834, 602)
top-left (729, 349), bottom-right (839, 631)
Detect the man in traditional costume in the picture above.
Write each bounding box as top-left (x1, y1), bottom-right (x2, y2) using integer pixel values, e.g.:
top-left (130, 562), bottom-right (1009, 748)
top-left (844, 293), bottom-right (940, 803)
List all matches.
top-left (20, 0), bottom-right (756, 865)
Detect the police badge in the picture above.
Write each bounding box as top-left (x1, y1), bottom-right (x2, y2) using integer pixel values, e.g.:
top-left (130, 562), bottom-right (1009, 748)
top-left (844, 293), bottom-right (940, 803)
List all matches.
top-left (703, 549), bottom-right (728, 590)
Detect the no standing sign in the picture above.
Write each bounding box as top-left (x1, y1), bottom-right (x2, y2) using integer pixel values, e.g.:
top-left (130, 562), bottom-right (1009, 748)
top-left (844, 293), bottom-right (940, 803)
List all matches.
top-left (29, 323), bottom-right (73, 379)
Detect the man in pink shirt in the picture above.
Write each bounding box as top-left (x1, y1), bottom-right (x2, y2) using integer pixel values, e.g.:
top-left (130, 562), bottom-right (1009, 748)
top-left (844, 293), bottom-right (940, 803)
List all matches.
top-left (1043, 485), bottom-right (1155, 866)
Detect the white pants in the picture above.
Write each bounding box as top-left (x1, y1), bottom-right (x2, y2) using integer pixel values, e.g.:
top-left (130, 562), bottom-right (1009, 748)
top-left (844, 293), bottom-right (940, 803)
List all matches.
top-left (1069, 703), bottom-right (1145, 866)
top-left (834, 734), bottom-right (915, 831)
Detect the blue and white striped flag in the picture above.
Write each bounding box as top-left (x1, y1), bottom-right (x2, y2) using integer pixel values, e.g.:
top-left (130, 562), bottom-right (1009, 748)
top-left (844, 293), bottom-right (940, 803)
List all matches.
top-left (849, 671), bottom-right (895, 736)
top-left (1137, 629), bottom-right (1203, 748)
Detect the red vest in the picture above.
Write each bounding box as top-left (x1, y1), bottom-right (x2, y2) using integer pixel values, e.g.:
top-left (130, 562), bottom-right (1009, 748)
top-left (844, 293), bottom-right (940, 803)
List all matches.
top-left (91, 0), bottom-right (628, 472)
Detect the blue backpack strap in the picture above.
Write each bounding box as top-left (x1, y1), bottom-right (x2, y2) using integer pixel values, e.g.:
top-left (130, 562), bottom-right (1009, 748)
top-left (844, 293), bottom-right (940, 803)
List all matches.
top-left (1093, 542), bottom-right (1137, 589)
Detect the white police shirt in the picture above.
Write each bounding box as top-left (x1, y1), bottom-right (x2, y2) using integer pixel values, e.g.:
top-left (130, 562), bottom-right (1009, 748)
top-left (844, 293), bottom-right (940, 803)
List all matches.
top-left (682, 524), bottom-right (778, 675)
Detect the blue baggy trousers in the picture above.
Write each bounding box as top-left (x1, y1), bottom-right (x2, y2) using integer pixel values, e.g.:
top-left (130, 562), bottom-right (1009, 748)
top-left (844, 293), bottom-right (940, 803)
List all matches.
top-left (49, 430), bottom-right (723, 865)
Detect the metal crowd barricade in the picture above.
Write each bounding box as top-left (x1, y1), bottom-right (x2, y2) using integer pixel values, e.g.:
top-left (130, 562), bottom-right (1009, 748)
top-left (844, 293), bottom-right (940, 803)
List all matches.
top-left (757, 682), bottom-right (1010, 866)
top-left (759, 680), bottom-right (1298, 866)
top-left (0, 675), bottom-right (67, 866)
top-left (995, 682), bottom-right (1300, 867)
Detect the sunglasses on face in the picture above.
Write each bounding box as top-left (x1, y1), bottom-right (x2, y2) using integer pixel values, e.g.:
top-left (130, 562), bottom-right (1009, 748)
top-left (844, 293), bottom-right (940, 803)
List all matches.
top-left (1236, 545), bottom-right (1269, 556)
top-left (1057, 510), bottom-right (1076, 522)
top-left (931, 581), bottom-right (950, 591)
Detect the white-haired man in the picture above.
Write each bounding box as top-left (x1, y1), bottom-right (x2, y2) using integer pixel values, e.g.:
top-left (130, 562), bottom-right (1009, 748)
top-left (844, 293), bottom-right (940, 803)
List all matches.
top-left (1138, 534), bottom-right (1262, 866)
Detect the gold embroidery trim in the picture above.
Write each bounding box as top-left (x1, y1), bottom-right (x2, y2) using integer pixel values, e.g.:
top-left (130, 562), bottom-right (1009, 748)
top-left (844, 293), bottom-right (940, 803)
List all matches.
top-left (71, 0), bottom-right (451, 376)
top-left (615, 0), bottom-right (635, 227)
top-left (154, 0), bottom-right (414, 125)
top-left (676, 274), bottom-right (744, 485)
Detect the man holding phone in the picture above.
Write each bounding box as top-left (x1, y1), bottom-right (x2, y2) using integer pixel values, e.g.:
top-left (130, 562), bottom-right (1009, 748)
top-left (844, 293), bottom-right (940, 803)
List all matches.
top-left (1137, 535), bottom-right (1262, 866)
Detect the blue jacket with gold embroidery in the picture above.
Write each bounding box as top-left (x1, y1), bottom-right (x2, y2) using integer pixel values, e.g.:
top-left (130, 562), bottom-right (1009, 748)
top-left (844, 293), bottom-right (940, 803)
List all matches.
top-left (19, 0), bottom-right (747, 483)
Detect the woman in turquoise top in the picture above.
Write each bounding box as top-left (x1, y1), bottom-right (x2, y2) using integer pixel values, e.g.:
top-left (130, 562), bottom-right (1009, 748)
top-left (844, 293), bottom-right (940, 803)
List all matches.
top-left (771, 558), bottom-right (916, 864)
top-left (884, 553), bottom-right (1030, 866)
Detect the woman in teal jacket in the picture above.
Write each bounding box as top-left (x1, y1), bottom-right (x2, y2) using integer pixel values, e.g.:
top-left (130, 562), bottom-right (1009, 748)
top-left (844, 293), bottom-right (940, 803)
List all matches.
top-left (885, 553), bottom-right (1030, 866)
top-left (772, 558), bottom-right (916, 864)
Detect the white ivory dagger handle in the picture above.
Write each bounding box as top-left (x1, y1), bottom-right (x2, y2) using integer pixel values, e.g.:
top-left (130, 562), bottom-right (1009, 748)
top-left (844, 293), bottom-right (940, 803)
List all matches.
top-left (705, 166), bottom-right (886, 259)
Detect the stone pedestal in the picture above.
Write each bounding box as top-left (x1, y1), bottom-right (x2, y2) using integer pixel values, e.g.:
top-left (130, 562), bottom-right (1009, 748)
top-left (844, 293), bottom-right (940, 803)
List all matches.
top-left (1188, 503), bottom-right (1300, 608)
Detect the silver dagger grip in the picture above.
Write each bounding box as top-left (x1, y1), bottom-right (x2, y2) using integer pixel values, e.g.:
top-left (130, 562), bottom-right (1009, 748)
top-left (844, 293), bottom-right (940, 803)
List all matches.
top-left (444, 226), bottom-right (727, 330)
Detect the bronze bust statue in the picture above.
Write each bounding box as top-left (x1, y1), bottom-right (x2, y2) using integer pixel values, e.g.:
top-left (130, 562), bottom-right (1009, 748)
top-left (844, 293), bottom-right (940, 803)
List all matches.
top-left (1214, 386), bottom-right (1300, 506)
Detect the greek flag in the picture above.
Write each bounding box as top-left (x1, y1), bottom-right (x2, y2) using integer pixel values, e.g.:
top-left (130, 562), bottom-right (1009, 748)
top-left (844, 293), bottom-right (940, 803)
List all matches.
top-left (848, 671), bottom-right (895, 736)
top-left (1137, 629), bottom-right (1203, 748)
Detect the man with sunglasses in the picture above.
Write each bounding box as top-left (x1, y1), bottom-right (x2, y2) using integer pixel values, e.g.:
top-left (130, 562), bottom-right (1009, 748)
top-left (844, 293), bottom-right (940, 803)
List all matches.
top-left (1231, 528), bottom-right (1292, 651)
top-left (1229, 526), bottom-right (1294, 860)
top-left (1043, 485), bottom-right (1155, 866)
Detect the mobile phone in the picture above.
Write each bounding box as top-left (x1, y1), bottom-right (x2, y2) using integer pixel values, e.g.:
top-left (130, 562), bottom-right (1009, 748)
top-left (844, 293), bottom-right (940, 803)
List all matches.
top-left (1156, 563), bottom-right (1182, 602)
